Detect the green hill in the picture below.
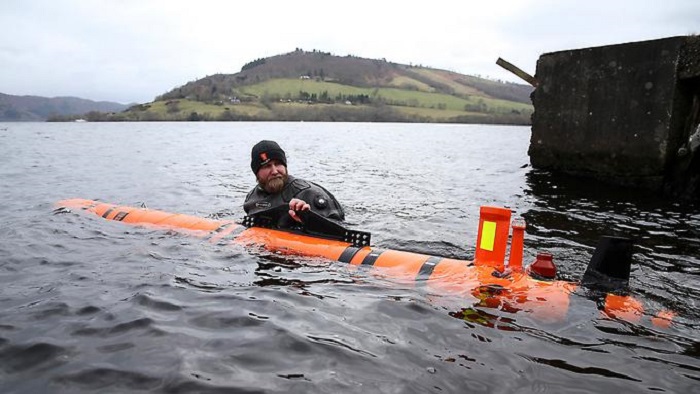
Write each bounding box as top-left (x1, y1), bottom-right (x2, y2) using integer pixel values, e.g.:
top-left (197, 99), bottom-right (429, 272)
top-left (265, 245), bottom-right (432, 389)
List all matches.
top-left (101, 49), bottom-right (534, 124)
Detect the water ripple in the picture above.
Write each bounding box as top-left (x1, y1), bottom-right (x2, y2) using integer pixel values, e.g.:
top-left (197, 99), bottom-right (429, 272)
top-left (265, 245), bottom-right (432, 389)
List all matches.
top-left (54, 368), bottom-right (161, 391)
top-left (0, 342), bottom-right (69, 373)
top-left (0, 123), bottom-right (698, 393)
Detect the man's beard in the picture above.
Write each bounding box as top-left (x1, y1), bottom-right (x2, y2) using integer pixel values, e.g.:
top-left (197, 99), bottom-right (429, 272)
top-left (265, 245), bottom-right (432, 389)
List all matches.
top-left (260, 174), bottom-right (287, 193)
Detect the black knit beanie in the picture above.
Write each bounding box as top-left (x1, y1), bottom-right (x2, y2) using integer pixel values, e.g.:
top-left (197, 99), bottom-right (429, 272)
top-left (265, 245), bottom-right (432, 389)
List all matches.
top-left (251, 140), bottom-right (287, 174)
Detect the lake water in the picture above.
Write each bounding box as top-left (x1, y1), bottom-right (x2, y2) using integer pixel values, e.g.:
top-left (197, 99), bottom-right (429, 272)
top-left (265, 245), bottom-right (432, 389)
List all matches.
top-left (0, 121), bottom-right (698, 393)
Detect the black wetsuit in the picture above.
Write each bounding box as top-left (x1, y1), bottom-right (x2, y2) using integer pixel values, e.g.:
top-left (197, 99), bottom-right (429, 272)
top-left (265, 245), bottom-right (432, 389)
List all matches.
top-left (244, 175), bottom-right (345, 228)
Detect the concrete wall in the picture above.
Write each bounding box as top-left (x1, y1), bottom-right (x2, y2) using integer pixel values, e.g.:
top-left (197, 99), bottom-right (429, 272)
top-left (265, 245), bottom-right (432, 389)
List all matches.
top-left (529, 36), bottom-right (700, 196)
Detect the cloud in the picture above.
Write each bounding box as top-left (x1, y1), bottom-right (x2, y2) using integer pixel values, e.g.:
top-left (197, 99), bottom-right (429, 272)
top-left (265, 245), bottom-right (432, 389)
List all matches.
top-left (0, 0), bottom-right (697, 103)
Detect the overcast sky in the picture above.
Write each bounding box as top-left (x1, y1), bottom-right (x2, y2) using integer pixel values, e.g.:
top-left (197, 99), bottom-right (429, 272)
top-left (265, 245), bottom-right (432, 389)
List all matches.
top-left (2, 0), bottom-right (698, 104)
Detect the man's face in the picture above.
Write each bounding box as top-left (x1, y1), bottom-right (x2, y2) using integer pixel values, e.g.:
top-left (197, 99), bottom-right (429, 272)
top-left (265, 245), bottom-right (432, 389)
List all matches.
top-left (256, 159), bottom-right (288, 193)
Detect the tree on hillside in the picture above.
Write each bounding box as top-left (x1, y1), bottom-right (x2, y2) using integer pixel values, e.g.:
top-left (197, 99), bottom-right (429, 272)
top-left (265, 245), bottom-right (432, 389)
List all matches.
top-left (241, 58), bottom-right (266, 71)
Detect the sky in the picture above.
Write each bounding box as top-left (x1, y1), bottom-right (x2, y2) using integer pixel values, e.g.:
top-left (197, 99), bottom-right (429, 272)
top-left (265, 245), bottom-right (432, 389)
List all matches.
top-left (1, 0), bottom-right (698, 104)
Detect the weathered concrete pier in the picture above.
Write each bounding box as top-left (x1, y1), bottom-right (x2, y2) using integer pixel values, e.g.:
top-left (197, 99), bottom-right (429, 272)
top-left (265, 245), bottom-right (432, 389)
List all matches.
top-left (528, 36), bottom-right (700, 198)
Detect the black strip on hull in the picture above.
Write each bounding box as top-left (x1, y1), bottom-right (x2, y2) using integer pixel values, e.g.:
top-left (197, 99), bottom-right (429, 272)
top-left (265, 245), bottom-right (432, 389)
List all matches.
top-left (416, 256), bottom-right (442, 281)
top-left (113, 211), bottom-right (129, 221)
top-left (361, 249), bottom-right (384, 266)
top-left (338, 246), bottom-right (361, 263)
top-left (101, 208), bottom-right (114, 219)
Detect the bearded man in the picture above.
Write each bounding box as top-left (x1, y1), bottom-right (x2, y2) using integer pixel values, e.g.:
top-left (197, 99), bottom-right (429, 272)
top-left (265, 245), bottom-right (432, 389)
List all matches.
top-left (244, 140), bottom-right (345, 228)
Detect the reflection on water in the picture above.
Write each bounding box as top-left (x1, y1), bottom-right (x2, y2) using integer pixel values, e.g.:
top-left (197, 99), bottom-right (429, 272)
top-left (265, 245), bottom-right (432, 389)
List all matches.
top-left (0, 122), bottom-right (698, 393)
top-left (524, 170), bottom-right (700, 321)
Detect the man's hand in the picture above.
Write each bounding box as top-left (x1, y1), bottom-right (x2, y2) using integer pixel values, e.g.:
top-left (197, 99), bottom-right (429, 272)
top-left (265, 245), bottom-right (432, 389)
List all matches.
top-left (289, 198), bottom-right (310, 223)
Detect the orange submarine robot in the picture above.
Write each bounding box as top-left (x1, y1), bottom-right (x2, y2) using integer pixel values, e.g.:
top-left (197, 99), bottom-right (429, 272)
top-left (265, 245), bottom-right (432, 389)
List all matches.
top-left (55, 198), bottom-right (675, 328)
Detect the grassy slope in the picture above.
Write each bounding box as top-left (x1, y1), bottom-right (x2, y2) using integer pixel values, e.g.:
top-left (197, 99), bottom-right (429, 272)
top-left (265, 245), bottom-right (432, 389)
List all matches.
top-left (386, 75), bottom-right (436, 92)
top-left (130, 79), bottom-right (531, 122)
top-left (239, 78), bottom-right (532, 113)
top-left (137, 79), bottom-right (531, 121)
top-left (410, 68), bottom-right (483, 96)
top-left (137, 100), bottom-right (271, 119)
top-left (119, 52), bottom-right (533, 123)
